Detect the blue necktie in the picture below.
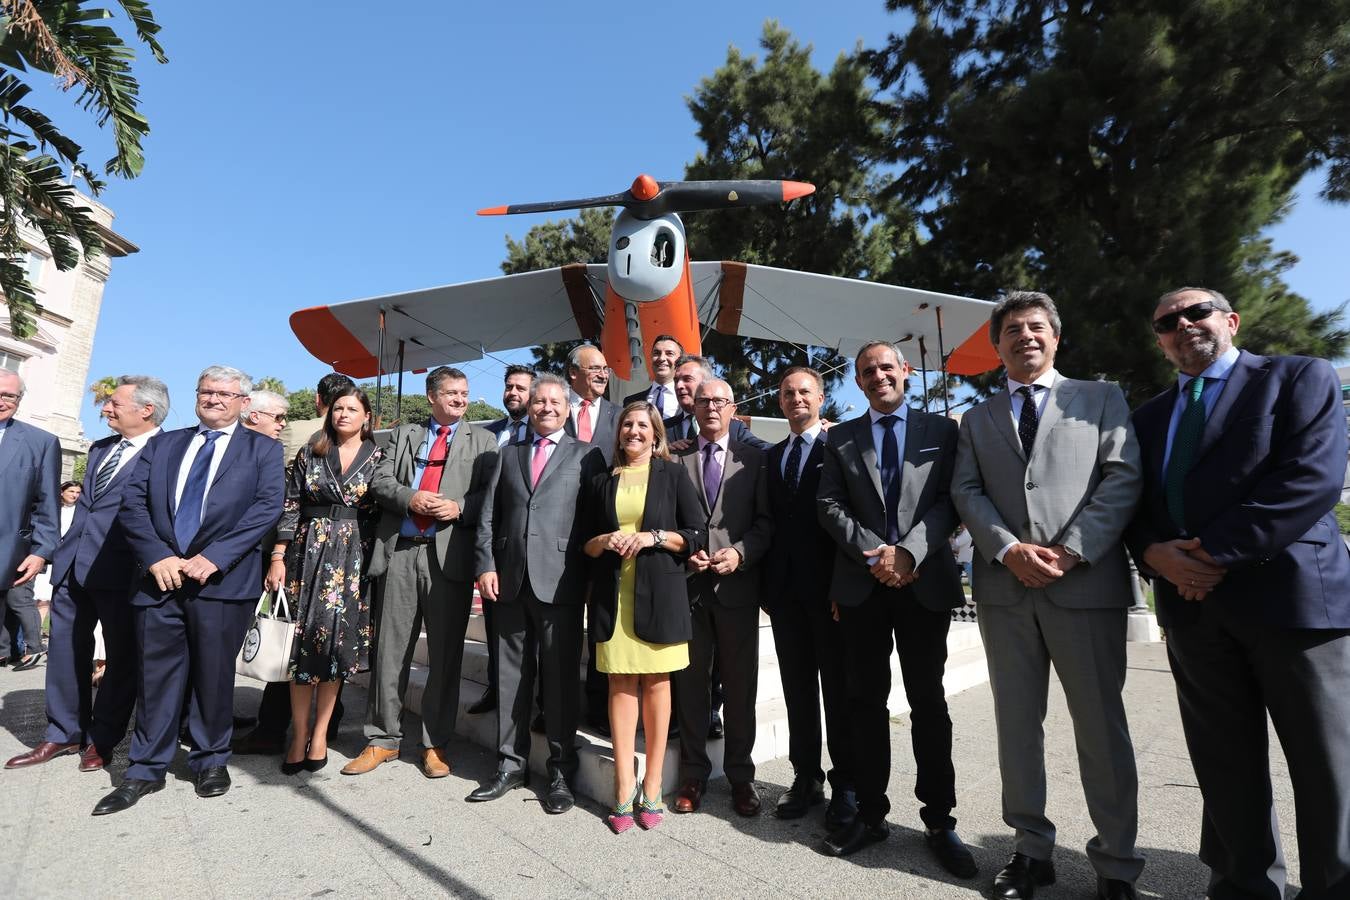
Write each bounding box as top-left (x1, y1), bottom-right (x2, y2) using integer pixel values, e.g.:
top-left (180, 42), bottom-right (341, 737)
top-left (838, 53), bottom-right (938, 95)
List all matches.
top-left (784, 435), bottom-right (804, 495)
top-left (175, 430), bottom-right (223, 552)
top-left (1017, 386), bottom-right (1039, 456)
top-left (652, 384), bottom-right (666, 414)
top-left (878, 415), bottom-right (901, 545)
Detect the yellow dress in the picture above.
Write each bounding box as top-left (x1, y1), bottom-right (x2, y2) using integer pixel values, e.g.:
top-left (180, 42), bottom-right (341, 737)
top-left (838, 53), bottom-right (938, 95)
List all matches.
top-left (596, 463), bottom-right (690, 675)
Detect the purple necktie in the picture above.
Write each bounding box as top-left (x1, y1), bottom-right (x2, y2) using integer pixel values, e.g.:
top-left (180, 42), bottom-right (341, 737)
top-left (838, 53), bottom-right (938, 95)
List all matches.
top-left (702, 442), bottom-right (722, 509)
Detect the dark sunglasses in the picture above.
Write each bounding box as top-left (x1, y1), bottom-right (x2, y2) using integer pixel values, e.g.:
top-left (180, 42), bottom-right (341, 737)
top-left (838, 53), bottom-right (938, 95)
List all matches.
top-left (1152, 301), bottom-right (1222, 334)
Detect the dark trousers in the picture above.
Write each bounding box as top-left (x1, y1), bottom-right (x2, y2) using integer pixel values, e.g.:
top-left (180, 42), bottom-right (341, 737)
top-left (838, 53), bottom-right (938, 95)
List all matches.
top-left (838, 584), bottom-right (955, 830)
top-left (126, 594), bottom-right (254, 781)
top-left (674, 597), bottom-right (759, 784)
top-left (0, 581), bottom-right (43, 657)
top-left (1167, 604), bottom-right (1350, 900)
top-left (494, 579), bottom-right (582, 781)
top-left (481, 590), bottom-right (499, 699)
top-left (770, 593), bottom-right (853, 790)
top-left (43, 578), bottom-right (137, 754)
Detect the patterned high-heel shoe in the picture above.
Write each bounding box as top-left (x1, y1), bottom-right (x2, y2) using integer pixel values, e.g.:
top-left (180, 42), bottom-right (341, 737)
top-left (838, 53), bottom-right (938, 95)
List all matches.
top-left (606, 785), bottom-right (639, 834)
top-left (636, 787), bottom-right (665, 830)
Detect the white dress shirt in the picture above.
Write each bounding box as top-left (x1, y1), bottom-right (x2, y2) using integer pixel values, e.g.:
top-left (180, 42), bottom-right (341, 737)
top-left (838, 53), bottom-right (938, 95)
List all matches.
top-left (643, 381), bottom-right (680, 419)
top-left (173, 421), bottom-right (239, 519)
top-left (781, 421), bottom-right (823, 480)
top-left (497, 416), bottom-right (529, 448)
top-left (97, 426), bottom-right (160, 484)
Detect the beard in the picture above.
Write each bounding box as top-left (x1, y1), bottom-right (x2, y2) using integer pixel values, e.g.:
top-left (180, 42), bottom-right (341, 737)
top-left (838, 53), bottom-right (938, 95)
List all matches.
top-left (1172, 328), bottom-right (1227, 371)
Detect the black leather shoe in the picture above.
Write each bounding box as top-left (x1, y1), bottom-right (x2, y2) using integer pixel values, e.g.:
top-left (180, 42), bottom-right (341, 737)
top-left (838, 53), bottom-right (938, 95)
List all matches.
top-left (92, 779), bottom-right (164, 815)
top-left (822, 818), bottom-right (889, 857)
top-left (542, 773), bottom-right (574, 814)
top-left (195, 766), bottom-right (231, 798)
top-left (925, 828), bottom-right (978, 878)
top-left (825, 788), bottom-right (858, 830)
top-left (12, 652), bottom-right (44, 671)
top-left (993, 852), bottom-right (1056, 900)
top-left (467, 689), bottom-right (497, 715)
top-left (232, 715), bottom-right (258, 729)
top-left (1096, 877), bottom-right (1138, 900)
top-left (776, 774), bottom-right (825, 819)
top-left (466, 770), bottom-right (527, 802)
top-left (707, 710), bottom-right (724, 740)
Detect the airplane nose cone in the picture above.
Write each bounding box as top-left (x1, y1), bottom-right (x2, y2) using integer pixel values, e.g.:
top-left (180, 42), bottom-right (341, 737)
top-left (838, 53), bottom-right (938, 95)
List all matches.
top-left (631, 174), bottom-right (660, 201)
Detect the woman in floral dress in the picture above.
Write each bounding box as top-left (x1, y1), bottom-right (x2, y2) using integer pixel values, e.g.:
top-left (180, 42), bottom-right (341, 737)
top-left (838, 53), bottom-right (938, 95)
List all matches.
top-left (267, 387), bottom-right (382, 773)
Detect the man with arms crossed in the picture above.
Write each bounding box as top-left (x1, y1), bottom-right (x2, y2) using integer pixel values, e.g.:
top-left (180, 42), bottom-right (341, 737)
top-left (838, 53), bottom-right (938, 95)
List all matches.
top-left (953, 292), bottom-right (1143, 900)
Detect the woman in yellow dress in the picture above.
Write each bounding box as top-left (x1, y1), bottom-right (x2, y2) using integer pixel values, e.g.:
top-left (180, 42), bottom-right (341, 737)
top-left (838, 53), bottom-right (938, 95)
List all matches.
top-left (583, 401), bottom-right (706, 833)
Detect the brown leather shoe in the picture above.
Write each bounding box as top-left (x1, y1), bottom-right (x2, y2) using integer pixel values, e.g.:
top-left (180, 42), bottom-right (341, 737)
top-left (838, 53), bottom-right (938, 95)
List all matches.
top-left (673, 779), bottom-right (706, 813)
top-left (421, 747), bottom-right (451, 779)
top-left (78, 744), bottom-right (106, 772)
top-left (5, 741), bottom-right (79, 769)
top-left (340, 744), bottom-right (399, 775)
top-left (732, 780), bottom-right (762, 817)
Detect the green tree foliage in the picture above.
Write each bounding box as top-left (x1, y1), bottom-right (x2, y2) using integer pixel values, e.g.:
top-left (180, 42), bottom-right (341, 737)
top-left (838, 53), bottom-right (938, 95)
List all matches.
top-left (868, 0), bottom-right (1350, 402)
top-left (283, 381), bottom-right (503, 428)
top-left (285, 388), bottom-right (317, 421)
top-left (0, 1), bottom-right (166, 337)
top-left (87, 374), bottom-right (115, 405)
top-left (467, 399), bottom-right (504, 422)
top-left (254, 375), bottom-right (286, 395)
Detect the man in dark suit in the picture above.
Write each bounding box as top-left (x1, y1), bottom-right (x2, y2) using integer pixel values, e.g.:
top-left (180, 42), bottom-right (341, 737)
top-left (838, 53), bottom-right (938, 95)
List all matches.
top-left (343, 366), bottom-right (498, 779)
top-left (469, 363), bottom-right (536, 716)
top-left (1128, 287), bottom-right (1350, 900)
top-left (6, 376), bottom-right (166, 772)
top-left (0, 367), bottom-right (60, 669)
top-left (953, 294), bottom-right (1143, 900)
top-left (622, 334), bottom-right (683, 420)
top-left (470, 373), bottom-right (599, 814)
top-left (817, 341), bottom-right (977, 879)
top-left (92, 366), bottom-right (285, 815)
top-left (671, 377), bottom-right (773, 817)
top-left (763, 366), bottom-right (854, 826)
top-left (564, 344), bottom-right (620, 464)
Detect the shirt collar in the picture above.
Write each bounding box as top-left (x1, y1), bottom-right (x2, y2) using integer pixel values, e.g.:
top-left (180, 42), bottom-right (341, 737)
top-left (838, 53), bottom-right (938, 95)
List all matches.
top-left (428, 417), bottom-right (459, 435)
top-left (697, 432), bottom-right (730, 453)
top-left (535, 428), bottom-right (566, 444)
top-left (198, 421), bottom-right (238, 437)
top-left (868, 405), bottom-right (907, 426)
top-left (1180, 346), bottom-right (1241, 390)
top-left (123, 426), bottom-right (160, 448)
top-left (568, 388), bottom-right (599, 407)
top-left (790, 421), bottom-right (823, 445)
top-left (1007, 368), bottom-right (1059, 394)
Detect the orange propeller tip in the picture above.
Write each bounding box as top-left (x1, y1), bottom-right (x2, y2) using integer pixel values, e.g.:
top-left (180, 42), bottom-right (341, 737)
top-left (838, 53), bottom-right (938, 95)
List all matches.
top-left (781, 181), bottom-right (815, 201)
top-left (631, 173), bottom-right (660, 201)
top-left (477, 205), bottom-right (509, 216)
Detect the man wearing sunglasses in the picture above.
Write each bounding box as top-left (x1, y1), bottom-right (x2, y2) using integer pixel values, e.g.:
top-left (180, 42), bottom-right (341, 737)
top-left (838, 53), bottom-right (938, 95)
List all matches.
top-left (1128, 287), bottom-right (1350, 900)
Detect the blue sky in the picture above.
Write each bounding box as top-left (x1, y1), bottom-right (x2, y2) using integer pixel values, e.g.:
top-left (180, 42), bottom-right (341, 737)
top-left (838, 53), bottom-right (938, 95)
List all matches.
top-left (58, 1), bottom-right (1349, 436)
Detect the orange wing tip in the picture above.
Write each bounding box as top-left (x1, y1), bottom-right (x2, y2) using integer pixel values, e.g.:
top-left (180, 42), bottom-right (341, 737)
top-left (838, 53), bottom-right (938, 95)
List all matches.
top-left (631, 174), bottom-right (660, 201)
top-left (781, 181), bottom-right (815, 201)
top-left (477, 205), bottom-right (509, 216)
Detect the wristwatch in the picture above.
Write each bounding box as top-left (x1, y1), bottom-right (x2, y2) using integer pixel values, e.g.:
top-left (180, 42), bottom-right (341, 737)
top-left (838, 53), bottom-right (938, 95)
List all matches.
top-left (1061, 546), bottom-right (1083, 562)
top-left (650, 529), bottom-right (666, 547)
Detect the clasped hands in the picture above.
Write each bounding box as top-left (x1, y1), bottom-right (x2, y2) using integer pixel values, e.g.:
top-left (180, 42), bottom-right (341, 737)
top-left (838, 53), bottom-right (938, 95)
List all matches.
top-left (863, 544), bottom-right (917, 589)
top-left (148, 554), bottom-right (220, 591)
top-left (408, 490), bottom-right (460, 521)
top-left (687, 547), bottom-right (741, 575)
top-left (1142, 537), bottom-right (1226, 601)
top-left (1002, 542), bottom-right (1080, 588)
top-left (603, 530), bottom-right (655, 560)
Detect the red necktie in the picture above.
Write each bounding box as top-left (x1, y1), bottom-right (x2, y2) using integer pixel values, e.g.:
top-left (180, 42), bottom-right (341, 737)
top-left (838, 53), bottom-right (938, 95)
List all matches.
top-left (411, 424), bottom-right (450, 532)
top-left (577, 399), bottom-right (593, 442)
top-left (531, 437), bottom-right (553, 488)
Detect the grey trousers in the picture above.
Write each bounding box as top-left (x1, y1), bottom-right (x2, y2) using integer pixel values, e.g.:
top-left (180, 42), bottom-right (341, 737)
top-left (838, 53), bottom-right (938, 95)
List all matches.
top-left (1, 580), bottom-right (43, 658)
top-left (1168, 604), bottom-right (1350, 900)
top-left (979, 597), bottom-right (1144, 883)
top-left (365, 540), bottom-right (472, 751)
top-left (674, 596), bottom-right (759, 785)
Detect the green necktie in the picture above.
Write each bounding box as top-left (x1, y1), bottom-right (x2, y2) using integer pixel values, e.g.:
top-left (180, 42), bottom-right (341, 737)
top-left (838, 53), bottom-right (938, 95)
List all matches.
top-left (1164, 375), bottom-right (1207, 530)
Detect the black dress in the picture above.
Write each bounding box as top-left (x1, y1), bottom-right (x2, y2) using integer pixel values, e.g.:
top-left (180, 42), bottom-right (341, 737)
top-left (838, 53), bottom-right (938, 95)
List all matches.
top-left (277, 440), bottom-right (382, 683)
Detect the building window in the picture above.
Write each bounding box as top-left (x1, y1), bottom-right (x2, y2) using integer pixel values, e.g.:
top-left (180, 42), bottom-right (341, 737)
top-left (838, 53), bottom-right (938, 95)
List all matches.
top-left (22, 250), bottom-right (45, 287)
top-left (0, 349), bottom-right (27, 371)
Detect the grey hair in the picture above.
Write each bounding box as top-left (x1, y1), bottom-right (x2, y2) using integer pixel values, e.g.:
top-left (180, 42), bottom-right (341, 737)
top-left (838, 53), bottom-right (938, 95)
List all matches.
top-left (117, 375), bottom-right (170, 425)
top-left (0, 366), bottom-right (25, 396)
top-left (567, 343), bottom-right (605, 370)
top-left (852, 342), bottom-right (907, 374)
top-left (529, 372), bottom-right (569, 401)
top-left (1157, 286), bottom-right (1233, 312)
top-left (242, 389), bottom-right (287, 424)
top-left (197, 365), bottom-right (253, 395)
top-left (694, 378), bottom-right (734, 400)
top-left (989, 291), bottom-right (1062, 344)
top-left (675, 354), bottom-right (716, 381)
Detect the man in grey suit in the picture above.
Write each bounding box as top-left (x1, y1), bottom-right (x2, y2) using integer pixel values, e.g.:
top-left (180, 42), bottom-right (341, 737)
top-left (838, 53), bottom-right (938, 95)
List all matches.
top-left (952, 292), bottom-right (1144, 900)
top-left (470, 373), bottom-right (599, 814)
top-left (671, 378), bottom-right (773, 818)
top-left (816, 341), bottom-right (977, 877)
top-left (564, 344), bottom-right (619, 465)
top-left (342, 366), bottom-right (499, 779)
top-left (0, 368), bottom-right (60, 669)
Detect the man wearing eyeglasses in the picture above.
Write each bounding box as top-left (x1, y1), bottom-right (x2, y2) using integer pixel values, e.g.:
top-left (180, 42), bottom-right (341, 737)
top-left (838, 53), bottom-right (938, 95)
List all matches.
top-left (95, 366), bottom-right (285, 815)
top-left (346, 366), bottom-right (498, 779)
top-left (671, 378), bottom-right (773, 818)
top-left (240, 389), bottom-right (289, 440)
top-left (564, 344), bottom-right (620, 466)
top-left (952, 293), bottom-right (1144, 900)
top-left (0, 368), bottom-right (60, 673)
top-left (1127, 287), bottom-right (1350, 900)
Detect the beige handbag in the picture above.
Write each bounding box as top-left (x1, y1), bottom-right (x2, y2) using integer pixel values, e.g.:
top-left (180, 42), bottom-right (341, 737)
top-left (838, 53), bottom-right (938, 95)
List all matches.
top-left (235, 588), bottom-right (296, 682)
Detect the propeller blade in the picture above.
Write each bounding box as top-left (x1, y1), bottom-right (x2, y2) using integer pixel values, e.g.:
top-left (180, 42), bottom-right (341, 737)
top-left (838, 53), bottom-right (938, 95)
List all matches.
top-left (477, 190), bottom-right (632, 217)
top-left (477, 175), bottom-right (815, 220)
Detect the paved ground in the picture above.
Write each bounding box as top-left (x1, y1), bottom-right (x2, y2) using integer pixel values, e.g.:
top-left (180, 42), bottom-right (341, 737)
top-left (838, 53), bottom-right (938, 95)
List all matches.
top-left (0, 643), bottom-right (1301, 899)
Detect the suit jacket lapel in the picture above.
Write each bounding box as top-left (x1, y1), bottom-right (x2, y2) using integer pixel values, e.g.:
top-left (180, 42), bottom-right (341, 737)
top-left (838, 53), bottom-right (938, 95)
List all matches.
top-left (1197, 351), bottom-right (1264, 462)
top-left (1033, 377), bottom-right (1078, 456)
top-left (898, 413), bottom-right (928, 524)
top-left (987, 390), bottom-right (1024, 461)
top-left (533, 434), bottom-right (572, 491)
top-left (208, 427), bottom-right (246, 488)
top-left (681, 448), bottom-right (711, 518)
top-left (166, 429), bottom-right (194, 516)
top-left (711, 442), bottom-right (742, 520)
top-left (851, 416), bottom-right (886, 502)
top-left (397, 425), bottom-right (421, 484)
top-left (1140, 389), bottom-right (1175, 481)
top-left (0, 423), bottom-right (21, 475)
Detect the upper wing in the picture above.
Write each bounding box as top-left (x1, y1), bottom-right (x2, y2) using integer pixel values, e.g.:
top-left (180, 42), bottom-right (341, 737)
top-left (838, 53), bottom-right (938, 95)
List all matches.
top-left (289, 264), bottom-right (609, 377)
top-left (689, 262), bottom-right (1000, 375)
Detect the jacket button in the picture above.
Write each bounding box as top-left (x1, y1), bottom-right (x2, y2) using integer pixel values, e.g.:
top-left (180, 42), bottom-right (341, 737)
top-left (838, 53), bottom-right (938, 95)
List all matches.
top-left (1026, 482), bottom-right (1036, 490)
top-left (529, 504), bottom-right (537, 510)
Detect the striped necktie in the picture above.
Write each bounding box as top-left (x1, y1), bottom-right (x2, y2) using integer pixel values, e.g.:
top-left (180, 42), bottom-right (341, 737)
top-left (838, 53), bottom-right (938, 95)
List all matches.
top-left (93, 439), bottom-right (131, 499)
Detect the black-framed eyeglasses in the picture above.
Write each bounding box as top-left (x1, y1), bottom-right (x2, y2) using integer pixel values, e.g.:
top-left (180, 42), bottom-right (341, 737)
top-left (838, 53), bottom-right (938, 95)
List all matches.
top-left (0, 391), bottom-right (21, 405)
top-left (254, 410), bottom-right (287, 424)
top-left (694, 397), bottom-right (733, 409)
top-left (1152, 301), bottom-right (1221, 334)
top-left (197, 389), bottom-right (248, 401)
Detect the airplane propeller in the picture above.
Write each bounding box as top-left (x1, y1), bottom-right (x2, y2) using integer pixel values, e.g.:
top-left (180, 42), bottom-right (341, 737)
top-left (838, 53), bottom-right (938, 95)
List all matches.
top-left (478, 173), bottom-right (815, 221)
